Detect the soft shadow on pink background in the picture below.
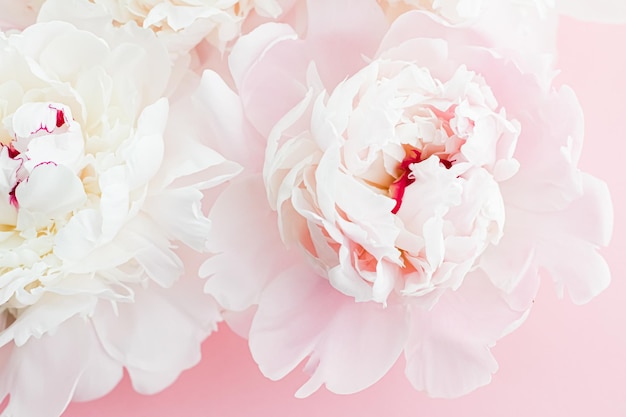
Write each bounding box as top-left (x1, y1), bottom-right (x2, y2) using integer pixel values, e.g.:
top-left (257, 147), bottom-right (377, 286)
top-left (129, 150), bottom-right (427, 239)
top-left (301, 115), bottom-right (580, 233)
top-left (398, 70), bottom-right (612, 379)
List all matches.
top-left (63, 17), bottom-right (626, 417)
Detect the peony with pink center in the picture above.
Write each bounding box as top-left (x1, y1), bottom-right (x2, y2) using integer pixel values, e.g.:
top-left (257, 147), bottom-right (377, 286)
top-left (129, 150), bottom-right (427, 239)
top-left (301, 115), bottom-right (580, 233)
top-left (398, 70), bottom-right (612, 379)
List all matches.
top-left (201, 1), bottom-right (612, 399)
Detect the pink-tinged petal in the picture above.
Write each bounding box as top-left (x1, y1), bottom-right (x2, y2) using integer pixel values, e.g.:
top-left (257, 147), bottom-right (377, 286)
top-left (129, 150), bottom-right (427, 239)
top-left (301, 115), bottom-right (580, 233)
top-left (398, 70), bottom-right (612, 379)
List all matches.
top-left (538, 235), bottom-right (610, 305)
top-left (231, 23), bottom-right (309, 137)
top-left (478, 208), bottom-right (538, 294)
top-left (0, 317), bottom-right (93, 417)
top-left (193, 69), bottom-right (265, 171)
top-left (201, 175), bottom-right (296, 311)
top-left (405, 271), bottom-right (527, 398)
top-left (498, 86), bottom-right (586, 212)
top-left (229, 22), bottom-right (298, 92)
top-left (532, 175), bottom-right (613, 304)
top-left (306, 0), bottom-right (386, 38)
top-left (535, 174), bottom-right (613, 247)
top-left (249, 265), bottom-right (408, 397)
top-left (222, 306), bottom-right (258, 339)
top-left (555, 0), bottom-right (626, 23)
top-left (492, 174), bottom-right (612, 305)
top-left (377, 10), bottom-right (482, 59)
top-left (552, 173), bottom-right (614, 246)
top-left (68, 328), bottom-right (124, 402)
top-left (125, 368), bottom-right (182, 395)
top-left (93, 274), bottom-right (218, 395)
top-left (0, 0), bottom-right (42, 30)
top-left (149, 78), bottom-right (243, 191)
top-left (303, 0), bottom-right (387, 87)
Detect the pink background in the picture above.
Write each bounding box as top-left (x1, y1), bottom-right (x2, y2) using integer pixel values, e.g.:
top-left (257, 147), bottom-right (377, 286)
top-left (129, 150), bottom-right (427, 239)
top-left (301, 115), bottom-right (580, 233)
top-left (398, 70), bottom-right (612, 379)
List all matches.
top-left (63, 17), bottom-right (626, 417)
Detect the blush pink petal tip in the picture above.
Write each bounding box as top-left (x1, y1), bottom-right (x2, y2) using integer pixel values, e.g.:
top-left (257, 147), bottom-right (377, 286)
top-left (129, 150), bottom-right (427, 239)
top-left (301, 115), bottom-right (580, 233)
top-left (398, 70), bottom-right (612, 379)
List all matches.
top-left (202, 0), bottom-right (614, 401)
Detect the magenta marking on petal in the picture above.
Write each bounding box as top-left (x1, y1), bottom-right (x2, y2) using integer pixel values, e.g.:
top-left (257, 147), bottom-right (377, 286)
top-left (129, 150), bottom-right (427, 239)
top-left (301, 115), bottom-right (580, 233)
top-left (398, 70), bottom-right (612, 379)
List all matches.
top-left (6, 143), bottom-right (19, 159)
top-left (439, 159), bottom-right (453, 169)
top-left (9, 183), bottom-right (18, 208)
top-left (30, 123), bottom-right (54, 135)
top-left (390, 149), bottom-right (421, 214)
top-left (28, 105), bottom-right (67, 135)
top-left (32, 161), bottom-right (57, 169)
top-left (54, 107), bottom-right (65, 128)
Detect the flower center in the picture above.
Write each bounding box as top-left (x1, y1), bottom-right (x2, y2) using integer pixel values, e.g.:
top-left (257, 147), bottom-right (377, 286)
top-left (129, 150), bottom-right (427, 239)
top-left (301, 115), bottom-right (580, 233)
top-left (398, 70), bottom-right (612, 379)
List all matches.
top-left (388, 147), bottom-right (453, 214)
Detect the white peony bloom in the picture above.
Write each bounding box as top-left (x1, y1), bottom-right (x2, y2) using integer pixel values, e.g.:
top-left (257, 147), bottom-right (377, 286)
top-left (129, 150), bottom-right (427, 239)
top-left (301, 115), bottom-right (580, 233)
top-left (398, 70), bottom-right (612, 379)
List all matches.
top-left (0, 20), bottom-right (240, 417)
top-left (36, 0), bottom-right (284, 53)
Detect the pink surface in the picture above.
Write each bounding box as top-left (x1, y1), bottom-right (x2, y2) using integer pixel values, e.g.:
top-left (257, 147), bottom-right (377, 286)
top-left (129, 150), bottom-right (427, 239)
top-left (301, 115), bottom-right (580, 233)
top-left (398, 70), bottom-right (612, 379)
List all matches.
top-left (63, 17), bottom-right (626, 417)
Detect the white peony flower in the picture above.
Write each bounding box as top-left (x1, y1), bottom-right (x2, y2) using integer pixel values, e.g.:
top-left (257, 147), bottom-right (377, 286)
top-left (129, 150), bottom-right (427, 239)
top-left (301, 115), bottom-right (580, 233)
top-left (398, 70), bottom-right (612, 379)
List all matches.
top-left (36, 0), bottom-right (284, 53)
top-left (0, 19), bottom-right (240, 416)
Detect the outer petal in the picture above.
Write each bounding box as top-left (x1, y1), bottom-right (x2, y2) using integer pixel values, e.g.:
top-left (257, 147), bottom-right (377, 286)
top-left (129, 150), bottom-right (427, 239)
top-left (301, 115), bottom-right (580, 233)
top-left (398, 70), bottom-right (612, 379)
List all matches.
top-left (149, 73), bottom-right (243, 191)
top-left (71, 343), bottom-right (124, 402)
top-left (229, 23), bottom-right (306, 137)
top-left (192, 69), bottom-right (266, 171)
top-left (304, 0), bottom-right (388, 89)
top-left (92, 271), bottom-right (219, 395)
top-left (249, 265), bottom-right (408, 397)
top-left (523, 174), bottom-right (612, 304)
top-left (0, 317), bottom-right (94, 417)
top-left (232, 0), bottom-right (387, 137)
top-left (0, 294), bottom-right (96, 348)
top-left (201, 175), bottom-right (295, 312)
top-left (405, 270), bottom-right (527, 398)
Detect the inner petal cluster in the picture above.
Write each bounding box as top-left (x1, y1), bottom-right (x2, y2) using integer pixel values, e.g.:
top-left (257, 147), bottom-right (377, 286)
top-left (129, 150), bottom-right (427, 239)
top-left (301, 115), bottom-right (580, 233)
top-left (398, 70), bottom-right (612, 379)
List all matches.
top-left (265, 60), bottom-right (521, 304)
